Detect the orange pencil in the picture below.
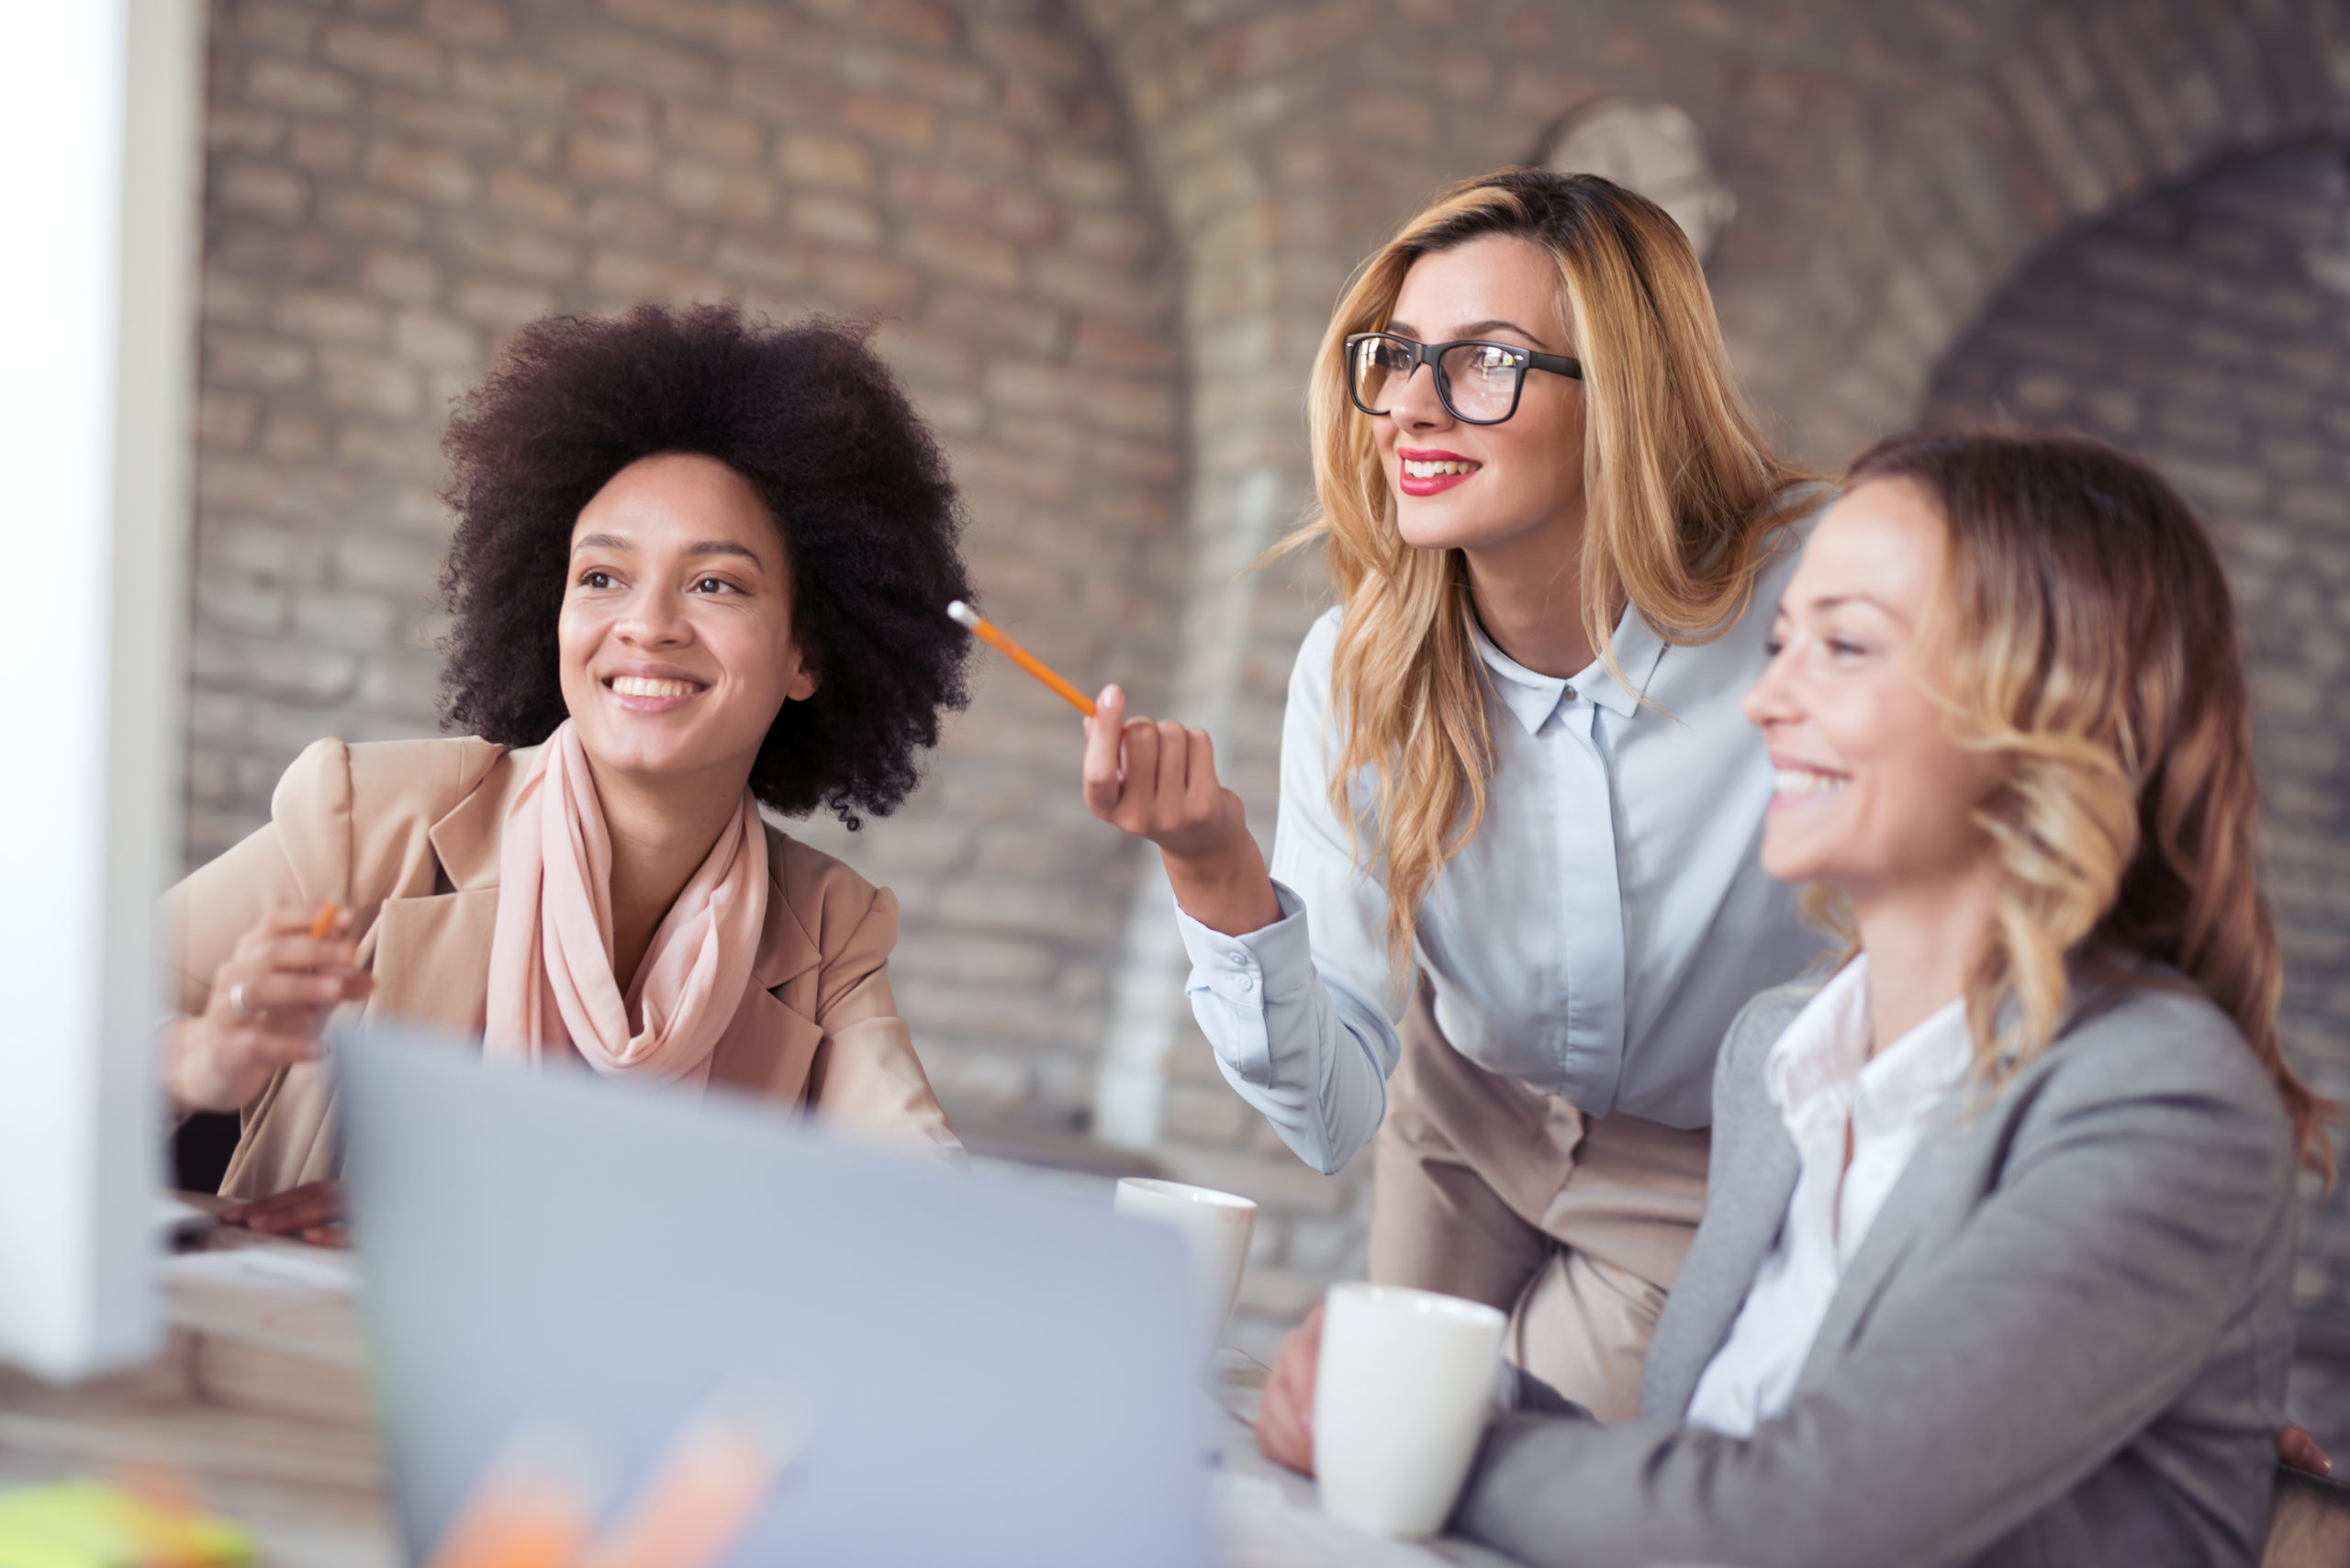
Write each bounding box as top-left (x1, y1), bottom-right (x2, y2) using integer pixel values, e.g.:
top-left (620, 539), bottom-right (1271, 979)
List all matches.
top-left (946, 601), bottom-right (1097, 717)
top-left (308, 902), bottom-right (341, 940)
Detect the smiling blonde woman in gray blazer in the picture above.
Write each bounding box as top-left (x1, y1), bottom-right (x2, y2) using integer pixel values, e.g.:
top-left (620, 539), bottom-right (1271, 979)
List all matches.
top-left (1450, 431), bottom-right (2333, 1568)
top-left (1261, 431), bottom-right (2330, 1566)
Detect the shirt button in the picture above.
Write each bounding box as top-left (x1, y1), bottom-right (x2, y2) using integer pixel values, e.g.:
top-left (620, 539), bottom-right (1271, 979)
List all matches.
top-left (1230, 974), bottom-right (1256, 992)
top-left (1227, 951), bottom-right (1249, 967)
top-left (1561, 685), bottom-right (1577, 702)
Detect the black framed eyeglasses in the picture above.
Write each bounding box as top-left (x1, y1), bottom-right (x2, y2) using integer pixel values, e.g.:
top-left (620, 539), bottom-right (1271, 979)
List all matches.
top-left (1343, 331), bottom-right (1583, 425)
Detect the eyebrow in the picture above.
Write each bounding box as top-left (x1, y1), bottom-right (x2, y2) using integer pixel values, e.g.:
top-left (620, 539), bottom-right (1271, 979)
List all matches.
top-left (1387, 317), bottom-right (1553, 348)
top-left (1774, 592), bottom-right (1912, 626)
top-left (1382, 315), bottom-right (1550, 341)
top-left (571, 532), bottom-right (766, 567)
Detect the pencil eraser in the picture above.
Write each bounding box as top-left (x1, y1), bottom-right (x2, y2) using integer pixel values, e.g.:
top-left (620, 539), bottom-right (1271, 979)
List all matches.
top-left (945, 600), bottom-right (980, 630)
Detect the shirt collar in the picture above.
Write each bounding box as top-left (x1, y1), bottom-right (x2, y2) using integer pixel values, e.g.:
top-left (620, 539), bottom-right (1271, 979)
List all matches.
top-left (1764, 954), bottom-right (1973, 1122)
top-left (1466, 599), bottom-right (1673, 734)
top-left (1764, 958), bottom-right (1873, 1115)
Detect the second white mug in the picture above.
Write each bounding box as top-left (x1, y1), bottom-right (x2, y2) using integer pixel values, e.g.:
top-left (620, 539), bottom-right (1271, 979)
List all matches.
top-left (1111, 1177), bottom-right (1258, 1352)
top-left (1314, 1282), bottom-right (1506, 1539)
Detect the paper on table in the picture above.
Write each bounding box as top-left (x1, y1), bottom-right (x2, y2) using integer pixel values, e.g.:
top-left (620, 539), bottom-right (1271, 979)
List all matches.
top-left (155, 1193), bottom-right (213, 1231)
top-left (165, 1246), bottom-right (360, 1297)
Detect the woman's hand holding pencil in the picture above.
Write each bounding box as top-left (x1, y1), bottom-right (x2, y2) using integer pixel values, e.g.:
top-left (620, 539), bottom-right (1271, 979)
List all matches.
top-left (1077, 685), bottom-right (1242, 861)
top-left (946, 600), bottom-right (1283, 937)
top-left (1079, 686), bottom-right (1284, 938)
top-left (166, 901), bottom-right (374, 1119)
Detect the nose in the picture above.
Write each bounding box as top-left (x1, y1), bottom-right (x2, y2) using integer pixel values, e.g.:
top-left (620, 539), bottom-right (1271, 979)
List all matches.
top-left (615, 580), bottom-right (690, 648)
top-left (1386, 359), bottom-right (1453, 432)
top-left (1742, 639), bottom-right (1799, 734)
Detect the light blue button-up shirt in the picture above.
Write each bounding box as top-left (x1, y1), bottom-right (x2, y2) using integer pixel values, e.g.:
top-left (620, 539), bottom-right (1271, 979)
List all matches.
top-left (1175, 515), bottom-right (1825, 1174)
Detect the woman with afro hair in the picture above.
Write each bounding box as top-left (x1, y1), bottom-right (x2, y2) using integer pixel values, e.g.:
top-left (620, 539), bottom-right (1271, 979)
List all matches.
top-left (162, 303), bottom-right (973, 1232)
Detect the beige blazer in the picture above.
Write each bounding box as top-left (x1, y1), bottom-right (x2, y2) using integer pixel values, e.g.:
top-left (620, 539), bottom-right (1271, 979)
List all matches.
top-left (166, 735), bottom-right (959, 1199)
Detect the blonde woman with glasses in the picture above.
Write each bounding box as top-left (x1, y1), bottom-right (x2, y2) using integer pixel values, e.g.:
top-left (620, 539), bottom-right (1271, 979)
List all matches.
top-left (1079, 168), bottom-right (1825, 1423)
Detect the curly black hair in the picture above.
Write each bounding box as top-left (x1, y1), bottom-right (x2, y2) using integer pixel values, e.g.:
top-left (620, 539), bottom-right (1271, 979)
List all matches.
top-left (438, 303), bottom-right (971, 824)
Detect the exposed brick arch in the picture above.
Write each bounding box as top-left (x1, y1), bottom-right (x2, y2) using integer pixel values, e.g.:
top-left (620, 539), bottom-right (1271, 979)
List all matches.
top-left (1918, 136), bottom-right (2350, 1439)
top-left (1792, 0), bottom-right (2350, 460)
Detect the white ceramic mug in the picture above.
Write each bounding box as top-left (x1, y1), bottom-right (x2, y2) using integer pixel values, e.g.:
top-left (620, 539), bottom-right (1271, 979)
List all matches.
top-left (1111, 1177), bottom-right (1258, 1350)
top-left (1314, 1282), bottom-right (1507, 1538)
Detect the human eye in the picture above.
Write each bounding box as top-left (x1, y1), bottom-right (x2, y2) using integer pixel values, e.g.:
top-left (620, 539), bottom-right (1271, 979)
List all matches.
top-left (576, 567), bottom-right (617, 590)
top-left (1762, 636), bottom-right (1785, 658)
top-left (689, 575), bottom-right (740, 595)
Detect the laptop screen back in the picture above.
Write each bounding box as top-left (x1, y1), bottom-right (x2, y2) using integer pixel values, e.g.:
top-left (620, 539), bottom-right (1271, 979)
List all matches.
top-left (336, 1023), bottom-right (1211, 1568)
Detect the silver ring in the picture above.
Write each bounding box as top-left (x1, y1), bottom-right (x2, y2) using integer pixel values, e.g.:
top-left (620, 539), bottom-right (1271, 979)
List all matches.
top-left (228, 980), bottom-right (263, 1020)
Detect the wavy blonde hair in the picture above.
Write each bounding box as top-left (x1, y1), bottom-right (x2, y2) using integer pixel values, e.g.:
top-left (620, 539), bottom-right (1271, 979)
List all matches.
top-left (1824, 431), bottom-right (2331, 1176)
top-left (1287, 170), bottom-right (1812, 971)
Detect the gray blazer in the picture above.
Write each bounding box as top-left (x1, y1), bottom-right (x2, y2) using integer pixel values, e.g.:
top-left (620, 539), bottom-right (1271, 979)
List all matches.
top-left (1455, 970), bottom-right (2300, 1568)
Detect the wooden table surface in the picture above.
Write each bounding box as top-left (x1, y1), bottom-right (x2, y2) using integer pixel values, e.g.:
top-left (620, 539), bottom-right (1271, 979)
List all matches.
top-left (0, 1210), bottom-right (1518, 1568)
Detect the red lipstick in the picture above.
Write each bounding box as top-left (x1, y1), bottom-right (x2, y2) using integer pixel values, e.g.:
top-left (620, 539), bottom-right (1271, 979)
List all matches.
top-left (1395, 446), bottom-right (1483, 498)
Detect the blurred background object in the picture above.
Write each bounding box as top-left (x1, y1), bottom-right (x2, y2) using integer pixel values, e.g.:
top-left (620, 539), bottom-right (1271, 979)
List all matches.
top-left (170, 0), bottom-right (2350, 1439)
top-left (1541, 97), bottom-right (1735, 262)
top-left (0, 0), bottom-right (203, 1382)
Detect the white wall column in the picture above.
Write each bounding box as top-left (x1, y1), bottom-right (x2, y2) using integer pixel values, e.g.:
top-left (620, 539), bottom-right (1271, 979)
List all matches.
top-left (0, 0), bottom-right (203, 1380)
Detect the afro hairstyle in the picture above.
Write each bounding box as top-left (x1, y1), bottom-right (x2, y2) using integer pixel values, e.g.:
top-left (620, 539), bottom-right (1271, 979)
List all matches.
top-left (437, 302), bottom-right (972, 825)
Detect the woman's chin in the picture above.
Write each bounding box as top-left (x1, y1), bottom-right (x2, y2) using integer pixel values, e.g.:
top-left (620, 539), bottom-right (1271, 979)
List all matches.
top-left (574, 731), bottom-right (720, 786)
top-left (1757, 834), bottom-right (1833, 890)
top-left (1394, 510), bottom-right (1490, 554)
top-left (1393, 498), bottom-right (1550, 557)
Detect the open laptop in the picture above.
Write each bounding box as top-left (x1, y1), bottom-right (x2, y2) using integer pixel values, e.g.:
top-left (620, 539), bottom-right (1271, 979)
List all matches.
top-left (334, 1022), bottom-right (1212, 1567)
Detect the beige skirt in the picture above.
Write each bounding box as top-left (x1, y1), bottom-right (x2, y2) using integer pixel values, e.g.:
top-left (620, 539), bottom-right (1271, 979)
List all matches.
top-left (1368, 978), bottom-right (1710, 1422)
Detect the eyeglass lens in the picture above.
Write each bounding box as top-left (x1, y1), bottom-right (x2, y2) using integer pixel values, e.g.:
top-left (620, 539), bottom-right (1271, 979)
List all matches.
top-left (1350, 336), bottom-right (1522, 422)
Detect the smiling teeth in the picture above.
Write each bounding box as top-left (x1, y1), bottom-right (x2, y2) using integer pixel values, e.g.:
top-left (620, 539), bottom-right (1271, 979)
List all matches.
top-left (611, 677), bottom-right (698, 698)
top-left (1774, 767), bottom-right (1846, 796)
top-left (1404, 459), bottom-right (1478, 477)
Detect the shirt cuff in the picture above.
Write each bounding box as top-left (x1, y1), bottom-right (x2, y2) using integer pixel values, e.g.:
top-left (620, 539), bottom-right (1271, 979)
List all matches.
top-left (1173, 881), bottom-right (1308, 1086)
top-left (1170, 879), bottom-right (1307, 966)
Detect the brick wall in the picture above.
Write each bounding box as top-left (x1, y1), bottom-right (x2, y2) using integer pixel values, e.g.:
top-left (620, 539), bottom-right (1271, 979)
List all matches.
top-left (190, 0), bottom-right (1186, 1135)
top-left (187, 0), bottom-right (2350, 1375)
top-left (1920, 137), bottom-right (2350, 1441)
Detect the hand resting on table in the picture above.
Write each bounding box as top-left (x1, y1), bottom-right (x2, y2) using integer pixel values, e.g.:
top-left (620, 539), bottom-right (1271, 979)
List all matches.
top-left (219, 1179), bottom-right (348, 1249)
top-left (1255, 1303), bottom-right (1323, 1473)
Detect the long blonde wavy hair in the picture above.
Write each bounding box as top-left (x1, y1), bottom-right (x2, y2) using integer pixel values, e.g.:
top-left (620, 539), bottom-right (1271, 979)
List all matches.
top-left (1831, 431), bottom-right (2331, 1176)
top-left (1288, 169), bottom-right (1812, 969)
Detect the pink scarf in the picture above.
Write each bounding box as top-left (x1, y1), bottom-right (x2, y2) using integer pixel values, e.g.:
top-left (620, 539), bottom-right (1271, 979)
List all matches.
top-left (484, 721), bottom-right (769, 1087)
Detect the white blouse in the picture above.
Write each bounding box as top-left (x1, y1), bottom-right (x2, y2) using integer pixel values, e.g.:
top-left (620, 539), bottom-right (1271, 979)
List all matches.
top-left (1684, 957), bottom-right (1973, 1437)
